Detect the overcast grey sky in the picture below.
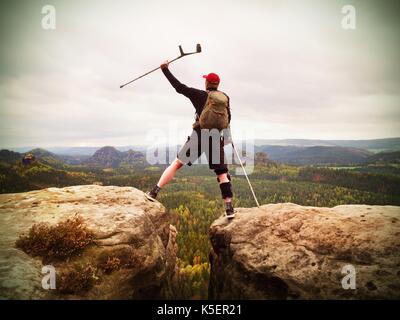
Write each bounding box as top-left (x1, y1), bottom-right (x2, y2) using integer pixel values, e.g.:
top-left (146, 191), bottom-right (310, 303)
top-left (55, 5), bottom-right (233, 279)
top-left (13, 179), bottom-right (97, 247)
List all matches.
top-left (0, 0), bottom-right (399, 147)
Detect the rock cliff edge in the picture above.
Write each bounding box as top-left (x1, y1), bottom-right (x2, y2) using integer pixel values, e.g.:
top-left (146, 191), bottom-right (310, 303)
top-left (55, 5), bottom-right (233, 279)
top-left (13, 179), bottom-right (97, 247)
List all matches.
top-left (0, 185), bottom-right (177, 299)
top-left (209, 203), bottom-right (400, 299)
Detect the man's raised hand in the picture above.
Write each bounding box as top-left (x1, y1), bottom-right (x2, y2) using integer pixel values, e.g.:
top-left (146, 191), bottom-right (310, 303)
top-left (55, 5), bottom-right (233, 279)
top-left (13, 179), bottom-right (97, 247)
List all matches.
top-left (160, 60), bottom-right (169, 70)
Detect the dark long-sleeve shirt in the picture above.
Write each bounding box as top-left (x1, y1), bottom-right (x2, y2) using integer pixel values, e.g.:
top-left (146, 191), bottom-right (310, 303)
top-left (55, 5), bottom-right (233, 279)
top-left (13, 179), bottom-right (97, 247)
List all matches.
top-left (162, 68), bottom-right (231, 123)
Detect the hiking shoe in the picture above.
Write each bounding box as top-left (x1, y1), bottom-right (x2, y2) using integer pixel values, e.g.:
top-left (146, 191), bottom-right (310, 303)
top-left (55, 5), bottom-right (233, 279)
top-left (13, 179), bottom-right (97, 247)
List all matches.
top-left (225, 202), bottom-right (235, 219)
top-left (145, 185), bottom-right (161, 202)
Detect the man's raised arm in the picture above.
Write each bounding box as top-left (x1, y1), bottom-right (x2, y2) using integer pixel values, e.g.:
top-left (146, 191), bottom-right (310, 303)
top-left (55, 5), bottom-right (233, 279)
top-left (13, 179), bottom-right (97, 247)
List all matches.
top-left (160, 61), bottom-right (202, 100)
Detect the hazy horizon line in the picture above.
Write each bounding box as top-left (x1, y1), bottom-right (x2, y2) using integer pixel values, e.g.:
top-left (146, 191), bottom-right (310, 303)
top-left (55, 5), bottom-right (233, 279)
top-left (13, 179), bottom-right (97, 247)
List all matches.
top-left (2, 136), bottom-right (400, 150)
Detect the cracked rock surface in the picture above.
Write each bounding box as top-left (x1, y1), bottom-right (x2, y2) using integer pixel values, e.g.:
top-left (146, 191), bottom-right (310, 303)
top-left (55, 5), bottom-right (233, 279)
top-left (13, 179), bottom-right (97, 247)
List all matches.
top-left (209, 203), bottom-right (400, 299)
top-left (0, 185), bottom-right (177, 299)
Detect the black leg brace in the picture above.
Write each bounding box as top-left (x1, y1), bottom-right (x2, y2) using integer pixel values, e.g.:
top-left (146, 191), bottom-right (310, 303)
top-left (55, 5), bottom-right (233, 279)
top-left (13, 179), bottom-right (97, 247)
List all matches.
top-left (219, 182), bottom-right (233, 199)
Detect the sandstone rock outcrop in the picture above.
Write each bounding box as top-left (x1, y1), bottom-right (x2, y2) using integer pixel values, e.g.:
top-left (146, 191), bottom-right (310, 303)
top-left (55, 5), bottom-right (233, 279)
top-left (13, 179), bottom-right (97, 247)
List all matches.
top-left (0, 185), bottom-right (177, 299)
top-left (209, 203), bottom-right (400, 299)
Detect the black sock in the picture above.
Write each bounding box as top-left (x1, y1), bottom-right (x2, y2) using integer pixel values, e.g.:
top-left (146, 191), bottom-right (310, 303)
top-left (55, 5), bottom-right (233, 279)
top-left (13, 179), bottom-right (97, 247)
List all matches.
top-left (151, 185), bottom-right (162, 195)
top-left (225, 201), bottom-right (234, 212)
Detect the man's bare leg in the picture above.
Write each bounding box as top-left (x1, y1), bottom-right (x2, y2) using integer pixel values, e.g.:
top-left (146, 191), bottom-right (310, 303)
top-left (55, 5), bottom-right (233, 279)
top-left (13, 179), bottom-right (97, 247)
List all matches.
top-left (157, 158), bottom-right (184, 188)
top-left (145, 158), bottom-right (184, 201)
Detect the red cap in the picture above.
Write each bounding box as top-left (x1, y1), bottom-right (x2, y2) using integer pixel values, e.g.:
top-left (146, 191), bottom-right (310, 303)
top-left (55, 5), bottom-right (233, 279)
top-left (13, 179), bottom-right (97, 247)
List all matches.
top-left (202, 73), bottom-right (220, 84)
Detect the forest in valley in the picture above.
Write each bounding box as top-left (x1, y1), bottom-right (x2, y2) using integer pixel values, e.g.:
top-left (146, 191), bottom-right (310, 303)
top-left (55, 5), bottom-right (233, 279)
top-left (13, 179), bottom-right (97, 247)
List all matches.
top-left (1, 147), bottom-right (400, 299)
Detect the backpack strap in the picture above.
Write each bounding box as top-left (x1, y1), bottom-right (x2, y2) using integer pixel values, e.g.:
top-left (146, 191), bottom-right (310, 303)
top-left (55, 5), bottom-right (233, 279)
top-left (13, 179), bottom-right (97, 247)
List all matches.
top-left (218, 90), bottom-right (231, 123)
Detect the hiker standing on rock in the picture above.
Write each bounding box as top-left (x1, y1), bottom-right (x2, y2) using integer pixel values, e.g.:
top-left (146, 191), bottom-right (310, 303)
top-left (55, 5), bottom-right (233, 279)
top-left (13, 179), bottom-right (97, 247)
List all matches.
top-left (145, 61), bottom-right (235, 218)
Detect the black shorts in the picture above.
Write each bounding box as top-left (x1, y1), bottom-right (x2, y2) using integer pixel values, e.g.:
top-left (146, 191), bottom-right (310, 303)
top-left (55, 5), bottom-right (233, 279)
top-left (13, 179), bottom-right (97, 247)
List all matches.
top-left (177, 129), bottom-right (228, 174)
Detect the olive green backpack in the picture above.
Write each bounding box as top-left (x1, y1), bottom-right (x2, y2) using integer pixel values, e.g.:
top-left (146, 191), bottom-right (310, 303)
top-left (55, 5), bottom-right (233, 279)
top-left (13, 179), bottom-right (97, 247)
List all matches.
top-left (199, 90), bottom-right (230, 130)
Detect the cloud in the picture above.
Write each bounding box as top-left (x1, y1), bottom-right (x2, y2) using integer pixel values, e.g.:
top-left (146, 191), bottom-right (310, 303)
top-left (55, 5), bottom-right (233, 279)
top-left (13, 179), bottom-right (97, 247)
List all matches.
top-left (0, 0), bottom-right (399, 147)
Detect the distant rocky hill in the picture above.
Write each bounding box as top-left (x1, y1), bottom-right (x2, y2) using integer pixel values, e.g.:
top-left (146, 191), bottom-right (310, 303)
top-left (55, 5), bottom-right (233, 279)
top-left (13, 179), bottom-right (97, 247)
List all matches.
top-left (85, 146), bottom-right (145, 168)
top-left (120, 149), bottom-right (147, 165)
top-left (209, 203), bottom-right (400, 299)
top-left (27, 148), bottom-right (58, 159)
top-left (24, 148), bottom-right (66, 168)
top-left (86, 146), bottom-right (123, 167)
top-left (0, 148), bottom-right (67, 169)
top-left (0, 146), bottom-right (146, 168)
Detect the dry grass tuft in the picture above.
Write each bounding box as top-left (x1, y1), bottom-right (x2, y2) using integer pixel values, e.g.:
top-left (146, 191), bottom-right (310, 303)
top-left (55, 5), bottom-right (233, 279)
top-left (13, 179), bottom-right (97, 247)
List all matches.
top-left (16, 215), bottom-right (94, 263)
